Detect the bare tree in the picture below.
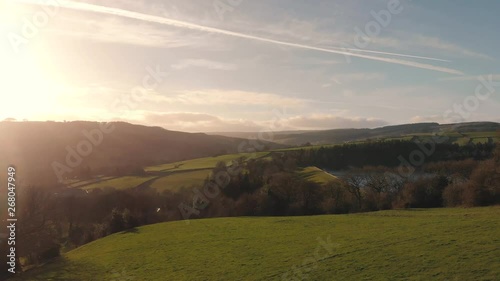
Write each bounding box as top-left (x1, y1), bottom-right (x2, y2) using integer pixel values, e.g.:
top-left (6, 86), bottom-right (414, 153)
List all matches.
top-left (342, 173), bottom-right (365, 211)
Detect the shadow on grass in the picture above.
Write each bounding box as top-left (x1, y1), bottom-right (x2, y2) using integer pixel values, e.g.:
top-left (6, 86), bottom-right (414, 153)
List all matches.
top-left (299, 170), bottom-right (317, 179)
top-left (400, 208), bottom-right (427, 211)
top-left (12, 252), bottom-right (131, 281)
top-left (121, 227), bottom-right (140, 234)
top-left (11, 256), bottom-right (82, 281)
top-left (160, 163), bottom-right (185, 172)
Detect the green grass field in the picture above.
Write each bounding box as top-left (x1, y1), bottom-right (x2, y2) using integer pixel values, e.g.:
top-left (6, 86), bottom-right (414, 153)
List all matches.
top-left (435, 132), bottom-right (465, 137)
top-left (17, 207), bottom-right (500, 281)
top-left (81, 176), bottom-right (156, 190)
top-left (472, 137), bottom-right (490, 144)
top-left (74, 152), bottom-right (269, 191)
top-left (145, 152), bottom-right (269, 172)
top-left (456, 132), bottom-right (497, 145)
top-left (65, 176), bottom-right (115, 188)
top-left (299, 166), bottom-right (338, 184)
top-left (461, 131), bottom-right (499, 138)
top-left (73, 153), bottom-right (270, 191)
top-left (150, 169), bottom-right (212, 192)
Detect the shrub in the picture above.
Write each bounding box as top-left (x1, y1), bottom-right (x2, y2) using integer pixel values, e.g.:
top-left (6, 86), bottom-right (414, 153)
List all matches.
top-left (443, 183), bottom-right (465, 207)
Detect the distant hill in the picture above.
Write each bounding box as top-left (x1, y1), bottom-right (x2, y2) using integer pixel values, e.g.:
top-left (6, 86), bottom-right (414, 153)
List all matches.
top-left (1, 121), bottom-right (497, 185)
top-left (210, 122), bottom-right (500, 145)
top-left (0, 121), bottom-right (285, 185)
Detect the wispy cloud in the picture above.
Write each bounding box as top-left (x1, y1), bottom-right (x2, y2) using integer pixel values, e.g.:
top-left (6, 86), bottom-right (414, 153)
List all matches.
top-left (368, 34), bottom-right (491, 60)
top-left (141, 112), bottom-right (388, 132)
top-left (143, 112), bottom-right (262, 132)
top-left (159, 89), bottom-right (305, 107)
top-left (248, 15), bottom-right (484, 62)
top-left (284, 114), bottom-right (388, 130)
top-left (18, 0), bottom-right (463, 75)
top-left (331, 72), bottom-right (385, 84)
top-left (411, 35), bottom-right (492, 60)
top-left (410, 115), bottom-right (446, 123)
top-left (171, 59), bottom-right (237, 70)
top-left (46, 16), bottom-right (194, 48)
top-left (438, 74), bottom-right (500, 81)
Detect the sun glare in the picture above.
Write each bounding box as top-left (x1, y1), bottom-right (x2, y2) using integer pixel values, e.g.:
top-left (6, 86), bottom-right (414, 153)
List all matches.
top-left (0, 1), bottom-right (61, 121)
top-left (0, 0), bottom-right (27, 29)
top-left (0, 48), bottom-right (59, 120)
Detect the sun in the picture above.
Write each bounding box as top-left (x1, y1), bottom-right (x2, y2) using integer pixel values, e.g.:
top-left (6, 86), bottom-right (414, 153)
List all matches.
top-left (0, 1), bottom-right (62, 121)
top-left (0, 0), bottom-right (32, 33)
top-left (0, 44), bottom-right (60, 120)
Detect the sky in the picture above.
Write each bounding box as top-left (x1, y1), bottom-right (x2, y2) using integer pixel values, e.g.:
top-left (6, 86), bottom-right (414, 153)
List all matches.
top-left (0, 0), bottom-right (499, 132)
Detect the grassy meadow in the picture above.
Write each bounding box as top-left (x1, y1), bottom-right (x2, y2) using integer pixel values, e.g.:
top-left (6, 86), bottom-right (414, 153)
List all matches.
top-left (145, 152), bottom-right (269, 172)
top-left (73, 152), bottom-right (270, 191)
top-left (81, 176), bottom-right (156, 191)
top-left (298, 166), bottom-right (338, 184)
top-left (150, 169), bottom-right (212, 192)
top-left (16, 207), bottom-right (500, 281)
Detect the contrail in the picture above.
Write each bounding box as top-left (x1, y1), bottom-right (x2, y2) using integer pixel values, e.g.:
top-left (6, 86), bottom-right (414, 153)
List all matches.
top-left (18, 0), bottom-right (463, 75)
top-left (331, 47), bottom-right (450, 62)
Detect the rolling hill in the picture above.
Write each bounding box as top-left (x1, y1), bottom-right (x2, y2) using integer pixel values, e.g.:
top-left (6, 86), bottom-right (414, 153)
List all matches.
top-left (1, 121), bottom-right (497, 186)
top-left (211, 122), bottom-right (500, 145)
top-left (0, 121), bottom-right (285, 185)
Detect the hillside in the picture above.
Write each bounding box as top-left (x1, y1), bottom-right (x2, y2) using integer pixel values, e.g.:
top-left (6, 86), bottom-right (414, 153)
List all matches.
top-left (211, 122), bottom-right (500, 145)
top-left (14, 207), bottom-right (500, 281)
top-left (67, 151), bottom-right (270, 192)
top-left (0, 121), bottom-right (285, 185)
